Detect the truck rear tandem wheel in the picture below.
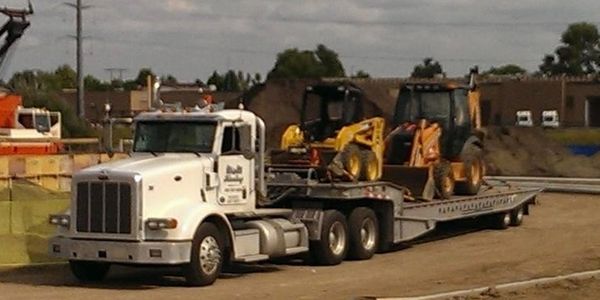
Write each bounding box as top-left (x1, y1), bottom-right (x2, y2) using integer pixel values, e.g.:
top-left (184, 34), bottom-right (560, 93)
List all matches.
top-left (348, 207), bottom-right (379, 260)
top-left (310, 210), bottom-right (349, 265)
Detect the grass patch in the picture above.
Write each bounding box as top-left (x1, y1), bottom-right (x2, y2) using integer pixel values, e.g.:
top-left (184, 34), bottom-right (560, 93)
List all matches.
top-left (0, 234), bottom-right (62, 265)
top-left (0, 181), bottom-right (69, 264)
top-left (0, 180), bottom-right (69, 202)
top-left (544, 128), bottom-right (600, 145)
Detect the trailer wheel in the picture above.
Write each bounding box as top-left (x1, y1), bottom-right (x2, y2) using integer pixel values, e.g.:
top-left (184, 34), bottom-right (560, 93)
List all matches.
top-left (434, 161), bottom-right (454, 199)
top-left (311, 210), bottom-right (349, 265)
top-left (510, 206), bottom-right (525, 226)
top-left (341, 144), bottom-right (362, 180)
top-left (489, 212), bottom-right (511, 230)
top-left (360, 150), bottom-right (379, 181)
top-left (348, 207), bottom-right (379, 260)
top-left (69, 260), bottom-right (110, 282)
top-left (183, 222), bottom-right (224, 286)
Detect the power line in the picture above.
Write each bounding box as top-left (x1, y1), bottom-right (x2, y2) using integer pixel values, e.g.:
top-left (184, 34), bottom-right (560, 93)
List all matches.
top-left (191, 12), bottom-right (600, 28)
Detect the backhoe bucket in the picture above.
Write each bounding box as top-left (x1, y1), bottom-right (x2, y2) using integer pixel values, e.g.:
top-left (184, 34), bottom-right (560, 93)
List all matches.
top-left (381, 165), bottom-right (435, 200)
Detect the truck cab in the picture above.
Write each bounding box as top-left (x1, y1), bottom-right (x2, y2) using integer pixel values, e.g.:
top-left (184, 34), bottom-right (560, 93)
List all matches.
top-left (50, 108), bottom-right (308, 286)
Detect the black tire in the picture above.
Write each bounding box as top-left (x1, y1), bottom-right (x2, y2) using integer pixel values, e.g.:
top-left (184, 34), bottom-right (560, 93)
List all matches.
top-left (434, 161), bottom-right (455, 199)
top-left (310, 210), bottom-right (349, 265)
top-left (489, 212), bottom-right (511, 230)
top-left (348, 207), bottom-right (379, 260)
top-left (510, 206), bottom-right (525, 226)
top-left (455, 145), bottom-right (484, 195)
top-left (341, 144), bottom-right (362, 180)
top-left (69, 260), bottom-right (110, 282)
top-left (183, 222), bottom-right (224, 286)
top-left (359, 150), bottom-right (379, 181)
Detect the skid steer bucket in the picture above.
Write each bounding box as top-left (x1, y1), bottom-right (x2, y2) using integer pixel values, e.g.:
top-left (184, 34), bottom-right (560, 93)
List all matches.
top-left (381, 165), bottom-right (435, 200)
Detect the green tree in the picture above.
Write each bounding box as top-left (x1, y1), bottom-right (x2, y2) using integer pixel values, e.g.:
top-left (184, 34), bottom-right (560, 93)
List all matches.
top-left (484, 64), bottom-right (527, 76)
top-left (267, 44), bottom-right (346, 79)
top-left (223, 70), bottom-right (241, 92)
top-left (207, 71), bottom-right (224, 90)
top-left (411, 58), bottom-right (444, 78)
top-left (539, 22), bottom-right (600, 76)
top-left (352, 70), bottom-right (371, 78)
top-left (8, 70), bottom-right (93, 137)
top-left (54, 64), bottom-right (77, 89)
top-left (84, 75), bottom-right (111, 91)
top-left (161, 74), bottom-right (178, 85)
top-left (134, 68), bottom-right (155, 86)
top-left (315, 44), bottom-right (345, 77)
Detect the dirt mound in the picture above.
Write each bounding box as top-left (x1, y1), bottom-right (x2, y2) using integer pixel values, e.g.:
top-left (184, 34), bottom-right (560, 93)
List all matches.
top-left (484, 127), bottom-right (600, 177)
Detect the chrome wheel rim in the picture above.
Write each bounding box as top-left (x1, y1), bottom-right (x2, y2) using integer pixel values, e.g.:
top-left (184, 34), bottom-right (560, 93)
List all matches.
top-left (503, 213), bottom-right (511, 226)
top-left (516, 208), bottom-right (524, 222)
top-left (360, 218), bottom-right (377, 251)
top-left (199, 236), bottom-right (221, 275)
top-left (328, 221), bottom-right (346, 256)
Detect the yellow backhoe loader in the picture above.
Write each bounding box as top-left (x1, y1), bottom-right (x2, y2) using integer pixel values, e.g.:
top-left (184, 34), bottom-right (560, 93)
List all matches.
top-left (383, 68), bottom-right (484, 199)
top-left (274, 82), bottom-right (385, 181)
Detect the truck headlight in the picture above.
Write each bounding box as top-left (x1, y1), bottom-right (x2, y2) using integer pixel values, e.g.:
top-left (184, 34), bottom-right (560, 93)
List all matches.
top-left (146, 218), bottom-right (178, 230)
top-left (49, 214), bottom-right (70, 227)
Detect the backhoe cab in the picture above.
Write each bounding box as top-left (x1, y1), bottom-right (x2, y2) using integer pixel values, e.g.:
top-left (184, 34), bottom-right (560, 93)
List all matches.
top-left (383, 68), bottom-right (484, 199)
top-left (277, 83), bottom-right (385, 182)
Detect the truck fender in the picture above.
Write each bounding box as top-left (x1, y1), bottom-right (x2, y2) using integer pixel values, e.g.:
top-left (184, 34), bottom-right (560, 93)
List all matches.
top-left (174, 204), bottom-right (236, 259)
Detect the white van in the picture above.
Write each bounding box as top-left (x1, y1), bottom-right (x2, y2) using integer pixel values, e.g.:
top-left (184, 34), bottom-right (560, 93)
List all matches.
top-left (515, 110), bottom-right (533, 127)
top-left (541, 110), bottom-right (560, 128)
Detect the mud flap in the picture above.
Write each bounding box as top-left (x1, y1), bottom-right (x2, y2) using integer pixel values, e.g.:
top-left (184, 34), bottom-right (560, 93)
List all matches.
top-left (381, 165), bottom-right (435, 200)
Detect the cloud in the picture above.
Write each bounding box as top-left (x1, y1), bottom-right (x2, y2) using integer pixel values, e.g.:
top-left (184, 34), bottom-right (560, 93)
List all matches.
top-left (3, 0), bottom-right (600, 81)
top-left (166, 0), bottom-right (197, 13)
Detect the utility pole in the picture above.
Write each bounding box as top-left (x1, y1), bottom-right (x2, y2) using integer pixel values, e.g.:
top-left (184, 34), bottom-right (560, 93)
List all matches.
top-left (64, 0), bottom-right (90, 119)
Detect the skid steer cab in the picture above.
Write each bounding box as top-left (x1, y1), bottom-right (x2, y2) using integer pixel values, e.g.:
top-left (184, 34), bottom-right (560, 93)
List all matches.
top-left (274, 82), bottom-right (385, 182)
top-left (383, 68), bottom-right (485, 200)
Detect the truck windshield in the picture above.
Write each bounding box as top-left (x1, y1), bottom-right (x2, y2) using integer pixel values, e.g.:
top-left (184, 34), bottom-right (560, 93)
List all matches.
top-left (394, 89), bottom-right (451, 125)
top-left (133, 121), bottom-right (217, 153)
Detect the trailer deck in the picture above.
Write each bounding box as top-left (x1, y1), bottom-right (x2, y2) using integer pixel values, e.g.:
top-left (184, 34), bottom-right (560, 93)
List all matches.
top-left (267, 174), bottom-right (541, 245)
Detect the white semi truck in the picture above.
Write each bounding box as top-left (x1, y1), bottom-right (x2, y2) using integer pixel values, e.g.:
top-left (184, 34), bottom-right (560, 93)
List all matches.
top-left (49, 107), bottom-right (540, 286)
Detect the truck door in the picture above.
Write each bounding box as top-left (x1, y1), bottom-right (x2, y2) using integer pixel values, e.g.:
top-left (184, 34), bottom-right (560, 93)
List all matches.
top-left (217, 123), bottom-right (255, 209)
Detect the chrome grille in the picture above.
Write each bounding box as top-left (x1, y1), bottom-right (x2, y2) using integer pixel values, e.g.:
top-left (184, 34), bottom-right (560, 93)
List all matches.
top-left (76, 181), bottom-right (132, 234)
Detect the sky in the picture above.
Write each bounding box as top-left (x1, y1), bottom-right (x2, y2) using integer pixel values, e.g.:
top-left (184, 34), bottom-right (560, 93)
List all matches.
top-left (1, 0), bottom-right (599, 82)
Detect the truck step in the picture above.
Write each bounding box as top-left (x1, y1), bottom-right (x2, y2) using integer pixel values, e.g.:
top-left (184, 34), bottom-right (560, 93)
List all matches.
top-left (285, 246), bottom-right (308, 255)
top-left (234, 254), bottom-right (269, 263)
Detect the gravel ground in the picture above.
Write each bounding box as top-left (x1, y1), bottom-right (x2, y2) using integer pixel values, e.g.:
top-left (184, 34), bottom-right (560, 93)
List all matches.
top-left (1, 192), bottom-right (599, 300)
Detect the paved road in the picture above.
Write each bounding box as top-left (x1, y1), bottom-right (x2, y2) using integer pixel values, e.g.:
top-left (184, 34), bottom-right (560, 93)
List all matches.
top-left (1, 193), bottom-right (600, 300)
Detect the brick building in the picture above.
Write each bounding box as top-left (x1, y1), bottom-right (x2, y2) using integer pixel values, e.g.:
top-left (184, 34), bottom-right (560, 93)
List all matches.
top-left (479, 77), bottom-right (600, 127)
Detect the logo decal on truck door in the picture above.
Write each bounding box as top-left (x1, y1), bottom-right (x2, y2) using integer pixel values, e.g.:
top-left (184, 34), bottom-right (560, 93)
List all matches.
top-left (224, 165), bottom-right (244, 183)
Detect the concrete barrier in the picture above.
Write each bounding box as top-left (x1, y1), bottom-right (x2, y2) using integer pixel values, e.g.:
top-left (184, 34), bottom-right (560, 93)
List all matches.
top-left (0, 153), bottom-right (128, 191)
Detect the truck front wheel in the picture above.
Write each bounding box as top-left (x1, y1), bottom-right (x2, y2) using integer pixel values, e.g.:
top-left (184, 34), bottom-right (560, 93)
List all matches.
top-left (183, 222), bottom-right (224, 286)
top-left (348, 207), bottom-right (379, 260)
top-left (310, 210), bottom-right (349, 265)
top-left (69, 260), bottom-right (110, 282)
